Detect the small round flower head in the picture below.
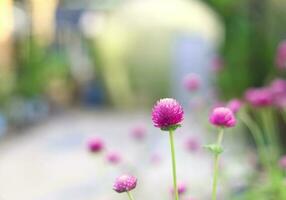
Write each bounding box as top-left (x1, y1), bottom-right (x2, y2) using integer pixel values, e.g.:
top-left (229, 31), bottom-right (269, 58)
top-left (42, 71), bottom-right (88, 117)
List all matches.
top-left (130, 124), bottom-right (147, 141)
top-left (276, 40), bottom-right (286, 69)
top-left (209, 107), bottom-right (236, 128)
top-left (279, 155), bottom-right (286, 169)
top-left (152, 98), bottom-right (184, 131)
top-left (106, 151), bottom-right (121, 165)
top-left (245, 88), bottom-right (273, 107)
top-left (183, 73), bottom-right (201, 92)
top-left (227, 99), bottom-right (243, 114)
top-left (87, 137), bottom-right (104, 153)
top-left (113, 174), bottom-right (137, 193)
top-left (170, 182), bottom-right (187, 195)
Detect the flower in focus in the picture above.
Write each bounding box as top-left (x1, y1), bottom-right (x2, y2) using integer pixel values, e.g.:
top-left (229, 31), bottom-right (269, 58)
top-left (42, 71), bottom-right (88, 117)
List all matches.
top-left (87, 137), bottom-right (104, 153)
top-left (130, 124), bottom-right (147, 141)
top-left (106, 151), bottom-right (121, 165)
top-left (209, 107), bottom-right (236, 127)
top-left (185, 136), bottom-right (200, 152)
top-left (113, 174), bottom-right (137, 193)
top-left (171, 182), bottom-right (187, 196)
top-left (275, 40), bottom-right (286, 69)
top-left (227, 99), bottom-right (243, 114)
top-left (152, 98), bottom-right (184, 130)
top-left (279, 155), bottom-right (286, 169)
top-left (244, 87), bottom-right (273, 107)
top-left (183, 73), bottom-right (201, 92)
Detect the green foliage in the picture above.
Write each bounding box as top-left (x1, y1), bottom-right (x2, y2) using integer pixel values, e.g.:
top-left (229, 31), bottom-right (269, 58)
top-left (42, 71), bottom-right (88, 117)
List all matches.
top-left (203, 0), bottom-right (286, 99)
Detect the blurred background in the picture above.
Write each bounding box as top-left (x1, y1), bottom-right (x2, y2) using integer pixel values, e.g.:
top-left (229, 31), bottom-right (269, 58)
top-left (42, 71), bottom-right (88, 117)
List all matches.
top-left (0, 0), bottom-right (286, 200)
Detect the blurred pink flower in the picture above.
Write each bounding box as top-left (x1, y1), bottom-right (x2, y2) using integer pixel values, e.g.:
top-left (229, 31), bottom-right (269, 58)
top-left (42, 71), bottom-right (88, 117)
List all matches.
top-left (87, 137), bottom-right (104, 153)
top-left (279, 155), bottom-right (286, 169)
top-left (245, 87), bottom-right (273, 107)
top-left (227, 99), bottom-right (243, 114)
top-left (270, 79), bottom-right (286, 108)
top-left (152, 98), bottom-right (184, 130)
top-left (184, 137), bottom-right (200, 152)
top-left (170, 182), bottom-right (187, 196)
top-left (209, 107), bottom-right (236, 127)
top-left (150, 153), bottom-right (162, 164)
top-left (106, 151), bottom-right (121, 165)
top-left (183, 73), bottom-right (201, 92)
top-left (212, 56), bottom-right (224, 72)
top-left (130, 124), bottom-right (147, 141)
top-left (275, 40), bottom-right (286, 69)
top-left (113, 174), bottom-right (137, 193)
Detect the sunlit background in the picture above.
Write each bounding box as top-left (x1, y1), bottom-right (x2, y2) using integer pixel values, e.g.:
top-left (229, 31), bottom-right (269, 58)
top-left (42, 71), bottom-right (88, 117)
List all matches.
top-left (0, 0), bottom-right (286, 200)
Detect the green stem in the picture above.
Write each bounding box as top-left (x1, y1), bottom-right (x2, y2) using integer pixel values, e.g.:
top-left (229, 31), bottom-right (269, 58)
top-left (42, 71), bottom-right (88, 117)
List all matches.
top-left (211, 128), bottom-right (224, 200)
top-left (126, 191), bottom-right (135, 200)
top-left (239, 112), bottom-right (268, 167)
top-left (169, 129), bottom-right (179, 200)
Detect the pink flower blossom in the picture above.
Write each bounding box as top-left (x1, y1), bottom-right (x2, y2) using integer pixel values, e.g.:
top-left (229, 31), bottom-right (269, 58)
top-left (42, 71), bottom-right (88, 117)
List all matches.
top-left (87, 137), bottom-right (104, 153)
top-left (152, 98), bottom-right (184, 130)
top-left (227, 99), bottom-right (243, 114)
top-left (185, 137), bottom-right (200, 152)
top-left (275, 40), bottom-right (286, 69)
top-left (130, 124), bottom-right (147, 141)
top-left (113, 174), bottom-right (137, 193)
top-left (183, 73), bottom-right (201, 92)
top-left (279, 155), bottom-right (286, 169)
top-left (170, 182), bottom-right (187, 195)
top-left (245, 87), bottom-right (273, 107)
top-left (106, 151), bottom-right (121, 165)
top-left (209, 107), bottom-right (236, 127)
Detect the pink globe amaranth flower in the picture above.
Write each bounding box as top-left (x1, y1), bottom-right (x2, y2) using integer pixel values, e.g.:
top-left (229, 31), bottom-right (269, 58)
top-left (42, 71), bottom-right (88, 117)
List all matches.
top-left (170, 182), bottom-right (187, 195)
top-left (270, 79), bottom-right (286, 108)
top-left (113, 174), bottom-right (137, 193)
top-left (209, 107), bottom-right (236, 127)
top-left (275, 40), bottom-right (286, 69)
top-left (183, 73), bottom-right (201, 92)
top-left (185, 137), bottom-right (200, 152)
top-left (279, 155), bottom-right (286, 169)
top-left (87, 137), bottom-right (104, 153)
top-left (271, 79), bottom-right (286, 96)
top-left (227, 99), bottom-right (243, 114)
top-left (244, 87), bottom-right (273, 107)
top-left (152, 98), bottom-right (184, 131)
top-left (106, 151), bottom-right (121, 165)
top-left (130, 124), bottom-right (147, 141)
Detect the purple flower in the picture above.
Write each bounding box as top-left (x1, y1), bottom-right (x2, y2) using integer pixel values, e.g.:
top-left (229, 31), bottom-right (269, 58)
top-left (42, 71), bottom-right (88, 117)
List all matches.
top-left (113, 174), bottom-right (137, 193)
top-left (171, 182), bottom-right (187, 195)
top-left (106, 151), bottom-right (121, 165)
top-left (209, 107), bottom-right (236, 127)
top-left (279, 155), bottom-right (286, 169)
top-left (245, 87), bottom-right (273, 107)
top-left (275, 40), bottom-right (286, 69)
top-left (227, 99), bottom-right (243, 114)
top-left (152, 98), bottom-right (184, 130)
top-left (183, 73), bottom-right (201, 92)
top-left (87, 137), bottom-right (104, 153)
top-left (130, 124), bottom-right (147, 141)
